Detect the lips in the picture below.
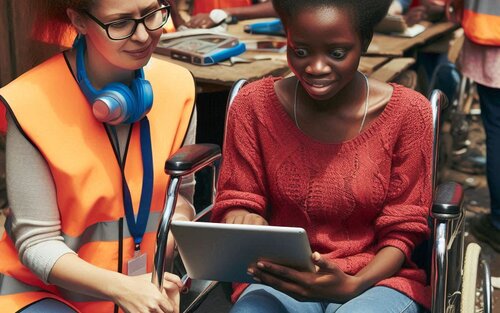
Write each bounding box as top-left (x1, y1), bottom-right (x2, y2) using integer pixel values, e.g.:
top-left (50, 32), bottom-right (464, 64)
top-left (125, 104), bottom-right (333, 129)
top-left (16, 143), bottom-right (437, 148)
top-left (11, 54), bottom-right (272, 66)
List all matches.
top-left (301, 79), bottom-right (337, 98)
top-left (303, 80), bottom-right (333, 88)
top-left (125, 43), bottom-right (153, 58)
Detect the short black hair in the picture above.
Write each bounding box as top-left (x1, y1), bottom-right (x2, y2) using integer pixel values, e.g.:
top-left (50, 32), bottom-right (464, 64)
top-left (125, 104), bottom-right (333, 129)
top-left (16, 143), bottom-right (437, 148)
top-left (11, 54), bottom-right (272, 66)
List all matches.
top-left (271, 0), bottom-right (392, 51)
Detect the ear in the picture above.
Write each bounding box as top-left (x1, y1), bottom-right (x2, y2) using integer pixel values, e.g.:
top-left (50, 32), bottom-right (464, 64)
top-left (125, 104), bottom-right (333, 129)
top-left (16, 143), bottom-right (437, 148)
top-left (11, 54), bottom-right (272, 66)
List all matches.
top-left (67, 8), bottom-right (88, 35)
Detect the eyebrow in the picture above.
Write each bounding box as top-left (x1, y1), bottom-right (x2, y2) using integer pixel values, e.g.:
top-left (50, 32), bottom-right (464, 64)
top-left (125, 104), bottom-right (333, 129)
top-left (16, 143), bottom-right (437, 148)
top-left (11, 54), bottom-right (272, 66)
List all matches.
top-left (103, 3), bottom-right (160, 21)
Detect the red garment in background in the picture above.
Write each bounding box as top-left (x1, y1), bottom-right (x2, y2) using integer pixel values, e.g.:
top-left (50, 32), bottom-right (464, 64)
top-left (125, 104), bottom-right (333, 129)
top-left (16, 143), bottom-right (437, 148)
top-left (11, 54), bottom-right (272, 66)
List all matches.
top-left (191, 0), bottom-right (252, 15)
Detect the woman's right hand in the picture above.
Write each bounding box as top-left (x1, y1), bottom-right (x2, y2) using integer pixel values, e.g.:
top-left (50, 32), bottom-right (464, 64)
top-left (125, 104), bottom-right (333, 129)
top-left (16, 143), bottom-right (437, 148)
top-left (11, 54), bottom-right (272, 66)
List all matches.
top-left (111, 272), bottom-right (182, 313)
top-left (222, 209), bottom-right (268, 225)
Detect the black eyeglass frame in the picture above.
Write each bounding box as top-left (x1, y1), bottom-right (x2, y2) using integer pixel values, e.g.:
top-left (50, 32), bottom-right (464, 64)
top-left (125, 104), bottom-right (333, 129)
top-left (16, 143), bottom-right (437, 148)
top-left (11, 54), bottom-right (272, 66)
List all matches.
top-left (84, 5), bottom-right (171, 40)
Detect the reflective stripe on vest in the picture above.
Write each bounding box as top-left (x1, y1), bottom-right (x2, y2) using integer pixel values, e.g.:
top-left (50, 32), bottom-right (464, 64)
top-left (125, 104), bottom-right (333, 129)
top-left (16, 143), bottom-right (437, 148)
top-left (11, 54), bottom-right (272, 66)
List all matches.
top-left (462, 0), bottom-right (500, 45)
top-left (0, 54), bottom-right (195, 312)
top-left (192, 0), bottom-right (252, 15)
top-left (4, 211), bottom-right (162, 252)
top-left (0, 275), bottom-right (44, 295)
top-left (0, 274), bottom-right (98, 303)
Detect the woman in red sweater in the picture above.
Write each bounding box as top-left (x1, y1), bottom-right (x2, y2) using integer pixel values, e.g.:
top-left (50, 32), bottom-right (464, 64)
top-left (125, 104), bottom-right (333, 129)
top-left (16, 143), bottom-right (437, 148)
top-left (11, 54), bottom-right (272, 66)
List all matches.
top-left (211, 0), bottom-right (434, 312)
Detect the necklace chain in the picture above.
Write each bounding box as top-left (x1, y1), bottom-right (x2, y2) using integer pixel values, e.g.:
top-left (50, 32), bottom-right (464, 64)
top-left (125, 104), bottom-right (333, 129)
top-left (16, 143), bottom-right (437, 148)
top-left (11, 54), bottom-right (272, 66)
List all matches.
top-left (293, 72), bottom-right (369, 134)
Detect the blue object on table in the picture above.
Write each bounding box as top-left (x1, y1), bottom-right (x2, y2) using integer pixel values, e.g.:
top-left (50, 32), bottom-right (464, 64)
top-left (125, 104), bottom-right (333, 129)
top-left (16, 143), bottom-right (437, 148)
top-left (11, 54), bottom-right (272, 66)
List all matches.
top-left (203, 42), bottom-right (247, 65)
top-left (244, 19), bottom-right (285, 36)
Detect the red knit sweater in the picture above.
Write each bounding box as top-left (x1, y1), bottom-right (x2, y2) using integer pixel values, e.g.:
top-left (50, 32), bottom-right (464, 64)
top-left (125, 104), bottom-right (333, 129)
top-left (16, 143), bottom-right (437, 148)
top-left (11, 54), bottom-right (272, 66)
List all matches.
top-left (212, 77), bottom-right (433, 309)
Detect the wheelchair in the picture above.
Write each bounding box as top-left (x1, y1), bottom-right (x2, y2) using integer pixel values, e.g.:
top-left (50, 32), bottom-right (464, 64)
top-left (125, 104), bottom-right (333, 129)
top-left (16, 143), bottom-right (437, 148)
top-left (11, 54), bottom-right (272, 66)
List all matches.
top-left (152, 79), bottom-right (492, 313)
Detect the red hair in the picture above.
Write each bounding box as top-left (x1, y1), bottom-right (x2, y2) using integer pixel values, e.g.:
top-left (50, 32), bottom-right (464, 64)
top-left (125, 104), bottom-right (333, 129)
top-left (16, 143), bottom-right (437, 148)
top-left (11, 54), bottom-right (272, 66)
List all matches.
top-left (31, 1), bottom-right (94, 46)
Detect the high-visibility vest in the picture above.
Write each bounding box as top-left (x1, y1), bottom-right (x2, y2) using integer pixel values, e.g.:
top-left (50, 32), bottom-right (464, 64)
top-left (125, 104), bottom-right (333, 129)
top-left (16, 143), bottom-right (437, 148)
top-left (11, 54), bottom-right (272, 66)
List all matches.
top-left (0, 54), bottom-right (195, 312)
top-left (192, 0), bottom-right (253, 15)
top-left (461, 0), bottom-right (500, 45)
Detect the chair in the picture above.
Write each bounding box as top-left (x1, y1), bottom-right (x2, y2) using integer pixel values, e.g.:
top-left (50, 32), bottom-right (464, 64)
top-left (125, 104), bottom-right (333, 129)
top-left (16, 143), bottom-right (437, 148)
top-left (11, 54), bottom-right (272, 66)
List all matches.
top-left (153, 82), bottom-right (492, 313)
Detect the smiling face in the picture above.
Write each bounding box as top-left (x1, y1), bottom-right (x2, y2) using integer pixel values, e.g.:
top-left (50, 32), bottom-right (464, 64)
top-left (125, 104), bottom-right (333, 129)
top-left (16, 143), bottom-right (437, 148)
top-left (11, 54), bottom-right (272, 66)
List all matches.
top-left (285, 6), bottom-right (363, 101)
top-left (79, 0), bottom-right (164, 72)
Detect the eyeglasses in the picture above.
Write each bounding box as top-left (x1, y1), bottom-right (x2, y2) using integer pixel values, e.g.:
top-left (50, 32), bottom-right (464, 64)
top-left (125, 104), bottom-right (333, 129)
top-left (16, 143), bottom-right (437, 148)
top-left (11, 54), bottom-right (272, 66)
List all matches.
top-left (85, 5), bottom-right (171, 40)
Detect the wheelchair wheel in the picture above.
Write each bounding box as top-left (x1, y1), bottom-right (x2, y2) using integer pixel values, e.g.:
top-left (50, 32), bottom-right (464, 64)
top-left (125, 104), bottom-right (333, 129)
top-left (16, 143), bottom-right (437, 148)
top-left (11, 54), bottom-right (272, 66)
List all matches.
top-left (461, 243), bottom-right (489, 313)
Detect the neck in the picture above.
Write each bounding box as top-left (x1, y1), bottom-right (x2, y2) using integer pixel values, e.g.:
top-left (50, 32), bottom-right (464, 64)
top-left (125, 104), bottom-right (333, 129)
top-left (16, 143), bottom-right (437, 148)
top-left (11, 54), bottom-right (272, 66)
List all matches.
top-left (84, 42), bottom-right (135, 89)
top-left (294, 72), bottom-right (369, 134)
top-left (297, 72), bottom-right (365, 114)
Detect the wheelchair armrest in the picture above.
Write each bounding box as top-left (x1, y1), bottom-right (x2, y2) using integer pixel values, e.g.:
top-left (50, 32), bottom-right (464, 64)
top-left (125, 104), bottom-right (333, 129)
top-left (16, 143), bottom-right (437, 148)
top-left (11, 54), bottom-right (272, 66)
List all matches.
top-left (165, 143), bottom-right (221, 176)
top-left (432, 181), bottom-right (463, 217)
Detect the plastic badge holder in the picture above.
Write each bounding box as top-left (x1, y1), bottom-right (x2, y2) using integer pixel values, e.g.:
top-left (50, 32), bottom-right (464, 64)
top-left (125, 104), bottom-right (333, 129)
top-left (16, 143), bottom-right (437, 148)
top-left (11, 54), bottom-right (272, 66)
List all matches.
top-left (156, 34), bottom-right (246, 66)
top-left (244, 19), bottom-right (285, 36)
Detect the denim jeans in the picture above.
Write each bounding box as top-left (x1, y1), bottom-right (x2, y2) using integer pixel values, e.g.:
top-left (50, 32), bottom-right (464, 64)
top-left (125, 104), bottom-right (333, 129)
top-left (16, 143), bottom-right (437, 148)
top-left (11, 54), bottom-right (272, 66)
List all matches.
top-left (230, 284), bottom-right (423, 313)
top-left (19, 298), bottom-right (77, 313)
top-left (478, 83), bottom-right (500, 229)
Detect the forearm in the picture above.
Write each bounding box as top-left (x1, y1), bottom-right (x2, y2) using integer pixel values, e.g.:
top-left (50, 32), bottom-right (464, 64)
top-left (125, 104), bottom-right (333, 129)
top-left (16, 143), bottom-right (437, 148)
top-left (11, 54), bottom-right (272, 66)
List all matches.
top-left (225, 2), bottom-right (276, 20)
top-left (48, 253), bottom-right (125, 301)
top-left (354, 246), bottom-right (405, 292)
top-left (173, 195), bottom-right (195, 222)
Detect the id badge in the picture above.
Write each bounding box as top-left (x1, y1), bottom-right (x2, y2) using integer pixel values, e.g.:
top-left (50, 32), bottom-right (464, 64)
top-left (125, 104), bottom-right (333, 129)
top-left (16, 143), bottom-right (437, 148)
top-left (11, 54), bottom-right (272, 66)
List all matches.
top-left (128, 251), bottom-right (147, 276)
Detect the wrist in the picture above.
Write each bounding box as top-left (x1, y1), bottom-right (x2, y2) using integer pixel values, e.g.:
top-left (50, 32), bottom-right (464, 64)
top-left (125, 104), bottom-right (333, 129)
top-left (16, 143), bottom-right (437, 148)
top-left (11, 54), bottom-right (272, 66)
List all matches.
top-left (223, 208), bottom-right (251, 219)
top-left (105, 272), bottom-right (130, 301)
top-left (348, 275), bottom-right (367, 297)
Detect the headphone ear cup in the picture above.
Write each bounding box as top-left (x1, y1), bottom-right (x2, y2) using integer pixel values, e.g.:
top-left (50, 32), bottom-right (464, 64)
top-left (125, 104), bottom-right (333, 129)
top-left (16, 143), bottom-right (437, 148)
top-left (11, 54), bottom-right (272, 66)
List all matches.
top-left (130, 78), bottom-right (154, 122)
top-left (93, 83), bottom-right (135, 125)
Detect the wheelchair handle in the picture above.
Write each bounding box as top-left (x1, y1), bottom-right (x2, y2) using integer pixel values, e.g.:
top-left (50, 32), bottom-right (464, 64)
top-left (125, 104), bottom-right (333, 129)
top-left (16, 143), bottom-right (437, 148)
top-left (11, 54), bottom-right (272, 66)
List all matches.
top-left (165, 144), bottom-right (222, 176)
top-left (152, 144), bottom-right (222, 289)
top-left (429, 89), bottom-right (448, 192)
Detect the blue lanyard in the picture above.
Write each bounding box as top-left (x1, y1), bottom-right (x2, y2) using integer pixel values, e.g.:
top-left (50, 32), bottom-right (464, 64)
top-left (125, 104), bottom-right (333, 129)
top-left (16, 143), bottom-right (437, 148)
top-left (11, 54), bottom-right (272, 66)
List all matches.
top-left (121, 117), bottom-right (154, 249)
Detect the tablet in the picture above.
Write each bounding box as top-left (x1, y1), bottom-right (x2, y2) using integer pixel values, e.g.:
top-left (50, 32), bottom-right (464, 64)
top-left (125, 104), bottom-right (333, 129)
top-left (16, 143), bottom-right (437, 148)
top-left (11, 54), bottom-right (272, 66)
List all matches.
top-left (171, 221), bottom-right (315, 283)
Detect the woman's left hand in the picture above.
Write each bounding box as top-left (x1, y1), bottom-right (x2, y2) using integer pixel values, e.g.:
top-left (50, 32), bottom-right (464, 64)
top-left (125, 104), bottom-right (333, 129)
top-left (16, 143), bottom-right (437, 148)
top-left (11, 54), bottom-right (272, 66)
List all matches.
top-left (247, 252), bottom-right (364, 303)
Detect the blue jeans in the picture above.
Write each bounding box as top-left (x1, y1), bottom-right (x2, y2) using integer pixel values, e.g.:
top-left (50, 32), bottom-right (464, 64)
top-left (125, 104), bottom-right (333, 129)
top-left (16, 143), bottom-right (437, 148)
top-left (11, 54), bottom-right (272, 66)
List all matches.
top-left (230, 284), bottom-right (423, 313)
top-left (478, 83), bottom-right (500, 229)
top-left (19, 298), bottom-right (77, 312)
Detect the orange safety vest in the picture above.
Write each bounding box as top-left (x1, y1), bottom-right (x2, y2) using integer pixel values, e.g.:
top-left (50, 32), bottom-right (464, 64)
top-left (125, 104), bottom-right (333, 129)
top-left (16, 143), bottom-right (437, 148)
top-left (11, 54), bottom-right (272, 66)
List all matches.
top-left (461, 0), bottom-right (500, 45)
top-left (0, 54), bottom-right (195, 312)
top-left (192, 0), bottom-right (253, 15)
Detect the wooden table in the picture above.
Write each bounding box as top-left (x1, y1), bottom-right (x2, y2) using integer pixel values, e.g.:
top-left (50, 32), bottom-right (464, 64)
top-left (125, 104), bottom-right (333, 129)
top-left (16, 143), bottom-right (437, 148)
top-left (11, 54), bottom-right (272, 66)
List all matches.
top-left (154, 18), bottom-right (456, 92)
top-left (367, 21), bottom-right (458, 57)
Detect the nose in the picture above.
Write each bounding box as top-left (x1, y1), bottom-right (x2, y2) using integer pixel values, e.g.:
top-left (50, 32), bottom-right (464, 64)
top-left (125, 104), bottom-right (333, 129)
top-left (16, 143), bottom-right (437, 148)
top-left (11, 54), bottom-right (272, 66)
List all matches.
top-left (130, 22), bottom-right (150, 43)
top-left (305, 55), bottom-right (332, 75)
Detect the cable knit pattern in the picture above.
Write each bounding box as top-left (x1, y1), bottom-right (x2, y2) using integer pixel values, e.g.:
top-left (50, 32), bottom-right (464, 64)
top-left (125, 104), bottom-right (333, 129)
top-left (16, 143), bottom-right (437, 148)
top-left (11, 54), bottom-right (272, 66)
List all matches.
top-left (212, 77), bottom-right (433, 309)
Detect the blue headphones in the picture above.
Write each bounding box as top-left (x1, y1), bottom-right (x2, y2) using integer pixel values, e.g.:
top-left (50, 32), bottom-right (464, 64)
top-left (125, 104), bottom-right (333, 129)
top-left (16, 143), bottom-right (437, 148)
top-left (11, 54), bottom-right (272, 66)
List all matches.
top-left (74, 36), bottom-right (153, 125)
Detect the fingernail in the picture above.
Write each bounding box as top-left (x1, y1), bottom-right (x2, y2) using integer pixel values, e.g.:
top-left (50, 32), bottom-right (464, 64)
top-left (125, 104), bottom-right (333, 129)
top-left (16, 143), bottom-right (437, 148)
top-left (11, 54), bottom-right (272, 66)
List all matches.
top-left (257, 262), bottom-right (264, 269)
top-left (253, 276), bottom-right (261, 282)
top-left (247, 268), bottom-right (254, 275)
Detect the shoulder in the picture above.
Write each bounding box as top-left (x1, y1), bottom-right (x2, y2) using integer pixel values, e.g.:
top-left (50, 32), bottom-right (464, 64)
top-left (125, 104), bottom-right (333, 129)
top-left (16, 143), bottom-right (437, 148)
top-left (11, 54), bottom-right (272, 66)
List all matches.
top-left (146, 57), bottom-right (194, 86)
top-left (0, 54), bottom-right (68, 113)
top-left (146, 57), bottom-right (195, 97)
top-left (226, 77), bottom-right (282, 132)
top-left (388, 84), bottom-right (433, 148)
top-left (1, 54), bottom-right (66, 94)
top-left (237, 76), bottom-right (279, 101)
top-left (390, 84), bottom-right (432, 123)
top-left (230, 76), bottom-right (280, 114)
